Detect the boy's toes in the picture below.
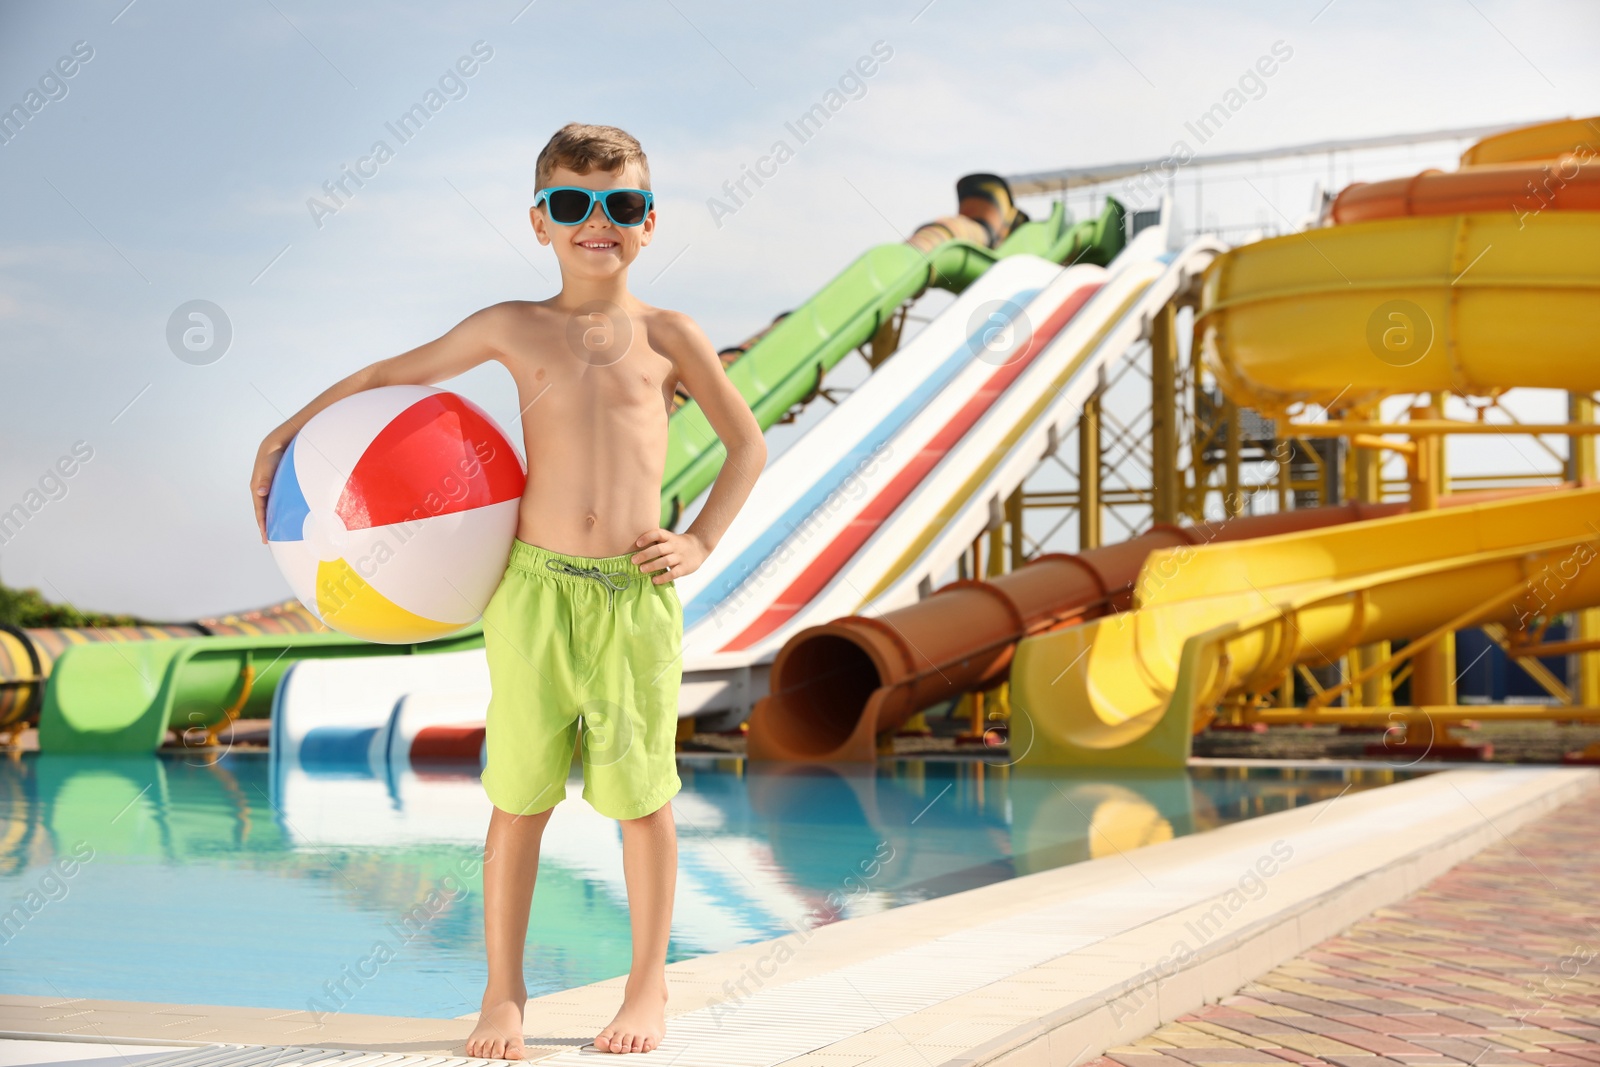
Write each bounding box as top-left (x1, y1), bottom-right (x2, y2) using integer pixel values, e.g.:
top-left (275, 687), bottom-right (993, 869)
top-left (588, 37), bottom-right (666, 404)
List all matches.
top-left (611, 1029), bottom-right (639, 1054)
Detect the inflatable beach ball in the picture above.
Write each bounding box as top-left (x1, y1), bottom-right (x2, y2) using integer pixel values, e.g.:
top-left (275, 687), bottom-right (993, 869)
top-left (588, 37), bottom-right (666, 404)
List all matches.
top-left (265, 385), bottom-right (526, 643)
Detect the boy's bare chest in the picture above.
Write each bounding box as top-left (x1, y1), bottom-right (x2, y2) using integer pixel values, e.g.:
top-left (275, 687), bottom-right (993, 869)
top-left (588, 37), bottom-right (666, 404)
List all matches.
top-left (512, 333), bottom-right (678, 417)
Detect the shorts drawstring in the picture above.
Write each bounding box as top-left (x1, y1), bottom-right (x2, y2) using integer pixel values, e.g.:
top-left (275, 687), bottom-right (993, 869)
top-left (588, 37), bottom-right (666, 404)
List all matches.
top-left (545, 558), bottom-right (633, 612)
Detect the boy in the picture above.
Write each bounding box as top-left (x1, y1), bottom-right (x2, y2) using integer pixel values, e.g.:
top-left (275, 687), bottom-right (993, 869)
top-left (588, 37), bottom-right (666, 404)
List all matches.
top-left (250, 123), bottom-right (767, 1058)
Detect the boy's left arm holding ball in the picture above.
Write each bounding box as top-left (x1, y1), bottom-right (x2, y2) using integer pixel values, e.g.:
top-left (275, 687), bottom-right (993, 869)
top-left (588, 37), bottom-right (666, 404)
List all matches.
top-left (249, 303), bottom-right (514, 543)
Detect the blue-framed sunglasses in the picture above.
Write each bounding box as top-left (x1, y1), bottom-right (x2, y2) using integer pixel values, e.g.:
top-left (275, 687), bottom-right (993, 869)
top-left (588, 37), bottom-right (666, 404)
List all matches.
top-left (533, 186), bottom-right (654, 227)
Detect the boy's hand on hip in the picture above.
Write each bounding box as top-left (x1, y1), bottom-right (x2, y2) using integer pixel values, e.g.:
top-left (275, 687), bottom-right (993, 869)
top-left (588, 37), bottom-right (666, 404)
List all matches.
top-left (632, 528), bottom-right (706, 584)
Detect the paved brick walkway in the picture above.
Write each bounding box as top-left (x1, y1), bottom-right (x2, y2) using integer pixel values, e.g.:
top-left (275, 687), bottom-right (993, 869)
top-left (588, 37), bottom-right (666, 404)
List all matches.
top-left (1093, 794), bottom-right (1600, 1067)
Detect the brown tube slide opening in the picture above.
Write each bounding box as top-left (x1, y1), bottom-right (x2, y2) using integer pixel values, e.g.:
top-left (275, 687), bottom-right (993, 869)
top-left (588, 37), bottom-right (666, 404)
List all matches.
top-left (761, 634), bottom-right (883, 758)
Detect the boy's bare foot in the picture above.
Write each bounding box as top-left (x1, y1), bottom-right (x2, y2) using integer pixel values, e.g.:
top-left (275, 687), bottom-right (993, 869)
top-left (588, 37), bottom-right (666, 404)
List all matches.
top-left (466, 993), bottom-right (528, 1060)
top-left (593, 979), bottom-right (667, 1054)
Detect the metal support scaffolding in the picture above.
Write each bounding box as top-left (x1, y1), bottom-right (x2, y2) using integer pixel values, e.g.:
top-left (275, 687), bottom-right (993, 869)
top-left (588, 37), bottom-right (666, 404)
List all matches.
top-left (1570, 392), bottom-right (1600, 709)
top-left (1078, 376), bottom-right (1103, 550)
top-left (1149, 303), bottom-right (1179, 526)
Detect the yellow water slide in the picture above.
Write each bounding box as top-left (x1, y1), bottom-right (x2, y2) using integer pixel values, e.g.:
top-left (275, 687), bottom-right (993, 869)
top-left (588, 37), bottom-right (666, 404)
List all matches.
top-left (1197, 209), bottom-right (1600, 413)
top-left (1009, 116), bottom-right (1600, 767)
top-left (1010, 487), bottom-right (1600, 767)
top-left (1458, 115), bottom-right (1599, 165)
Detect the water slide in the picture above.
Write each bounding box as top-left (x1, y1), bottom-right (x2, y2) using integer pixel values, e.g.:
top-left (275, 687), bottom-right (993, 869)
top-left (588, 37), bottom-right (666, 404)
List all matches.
top-left (1330, 114), bottom-right (1598, 224)
top-left (675, 253), bottom-right (1110, 683)
top-left (657, 178), bottom-right (1126, 528)
top-left (1456, 114), bottom-right (1598, 165)
top-left (1012, 486), bottom-right (1600, 767)
top-left (39, 628), bottom-right (486, 754)
top-left (1205, 185), bottom-right (1600, 416)
top-left (33, 177), bottom-right (1124, 753)
top-left (1006, 116), bottom-right (1600, 767)
top-left (267, 648), bottom-right (489, 767)
top-left (684, 228), bottom-right (1183, 658)
top-left (0, 600), bottom-right (321, 736)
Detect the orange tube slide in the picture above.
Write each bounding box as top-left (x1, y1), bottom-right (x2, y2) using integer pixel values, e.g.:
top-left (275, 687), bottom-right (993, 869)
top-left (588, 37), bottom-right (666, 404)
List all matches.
top-left (1333, 113), bottom-right (1600, 225)
top-left (1331, 156), bottom-right (1600, 224)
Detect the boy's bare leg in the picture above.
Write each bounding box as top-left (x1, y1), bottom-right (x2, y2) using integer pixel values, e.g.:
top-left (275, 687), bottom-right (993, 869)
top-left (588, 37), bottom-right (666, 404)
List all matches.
top-left (467, 804), bottom-right (555, 1060)
top-left (594, 801), bottom-right (677, 1054)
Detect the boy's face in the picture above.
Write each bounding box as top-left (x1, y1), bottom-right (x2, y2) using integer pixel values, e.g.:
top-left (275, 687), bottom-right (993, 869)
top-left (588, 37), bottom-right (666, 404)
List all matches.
top-left (529, 161), bottom-right (654, 280)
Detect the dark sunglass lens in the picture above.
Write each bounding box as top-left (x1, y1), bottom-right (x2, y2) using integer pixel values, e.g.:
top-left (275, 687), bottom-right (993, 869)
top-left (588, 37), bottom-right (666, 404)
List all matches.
top-left (547, 189), bottom-right (592, 223)
top-left (605, 191), bottom-right (648, 225)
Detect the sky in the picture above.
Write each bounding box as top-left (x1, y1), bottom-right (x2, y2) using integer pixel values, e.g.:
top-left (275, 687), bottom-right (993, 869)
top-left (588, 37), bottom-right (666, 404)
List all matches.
top-left (0, 0), bottom-right (1596, 620)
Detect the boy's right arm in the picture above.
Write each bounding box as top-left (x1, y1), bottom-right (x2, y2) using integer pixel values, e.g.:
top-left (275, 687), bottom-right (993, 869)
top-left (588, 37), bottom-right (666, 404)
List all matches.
top-left (250, 303), bottom-right (511, 543)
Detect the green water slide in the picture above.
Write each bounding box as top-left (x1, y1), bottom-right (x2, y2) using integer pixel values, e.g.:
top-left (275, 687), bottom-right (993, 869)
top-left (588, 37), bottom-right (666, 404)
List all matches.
top-left (39, 627), bottom-right (483, 754)
top-left (658, 197), bottom-right (1125, 527)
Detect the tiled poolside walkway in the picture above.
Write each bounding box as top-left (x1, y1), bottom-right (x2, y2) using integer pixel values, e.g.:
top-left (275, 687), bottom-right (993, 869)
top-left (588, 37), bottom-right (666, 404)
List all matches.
top-left (1090, 795), bottom-right (1600, 1067)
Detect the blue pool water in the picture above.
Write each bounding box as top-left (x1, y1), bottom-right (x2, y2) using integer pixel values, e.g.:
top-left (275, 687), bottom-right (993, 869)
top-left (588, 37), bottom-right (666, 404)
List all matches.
top-left (0, 752), bottom-right (1416, 1019)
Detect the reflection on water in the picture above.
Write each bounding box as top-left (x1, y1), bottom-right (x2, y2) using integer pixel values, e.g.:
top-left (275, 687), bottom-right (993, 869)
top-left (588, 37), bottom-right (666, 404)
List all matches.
top-left (0, 752), bottom-right (1417, 1018)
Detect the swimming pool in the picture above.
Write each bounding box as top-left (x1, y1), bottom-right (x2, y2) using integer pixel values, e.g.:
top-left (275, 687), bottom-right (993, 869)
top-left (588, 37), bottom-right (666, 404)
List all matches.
top-left (0, 752), bottom-right (1416, 1019)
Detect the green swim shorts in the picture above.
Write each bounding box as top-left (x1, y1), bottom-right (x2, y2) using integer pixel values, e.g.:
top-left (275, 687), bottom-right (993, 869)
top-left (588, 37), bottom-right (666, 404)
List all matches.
top-left (480, 539), bottom-right (683, 821)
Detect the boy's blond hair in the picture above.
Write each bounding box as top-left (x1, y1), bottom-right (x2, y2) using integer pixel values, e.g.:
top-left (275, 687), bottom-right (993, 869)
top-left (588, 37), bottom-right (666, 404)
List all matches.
top-left (535, 122), bottom-right (651, 191)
